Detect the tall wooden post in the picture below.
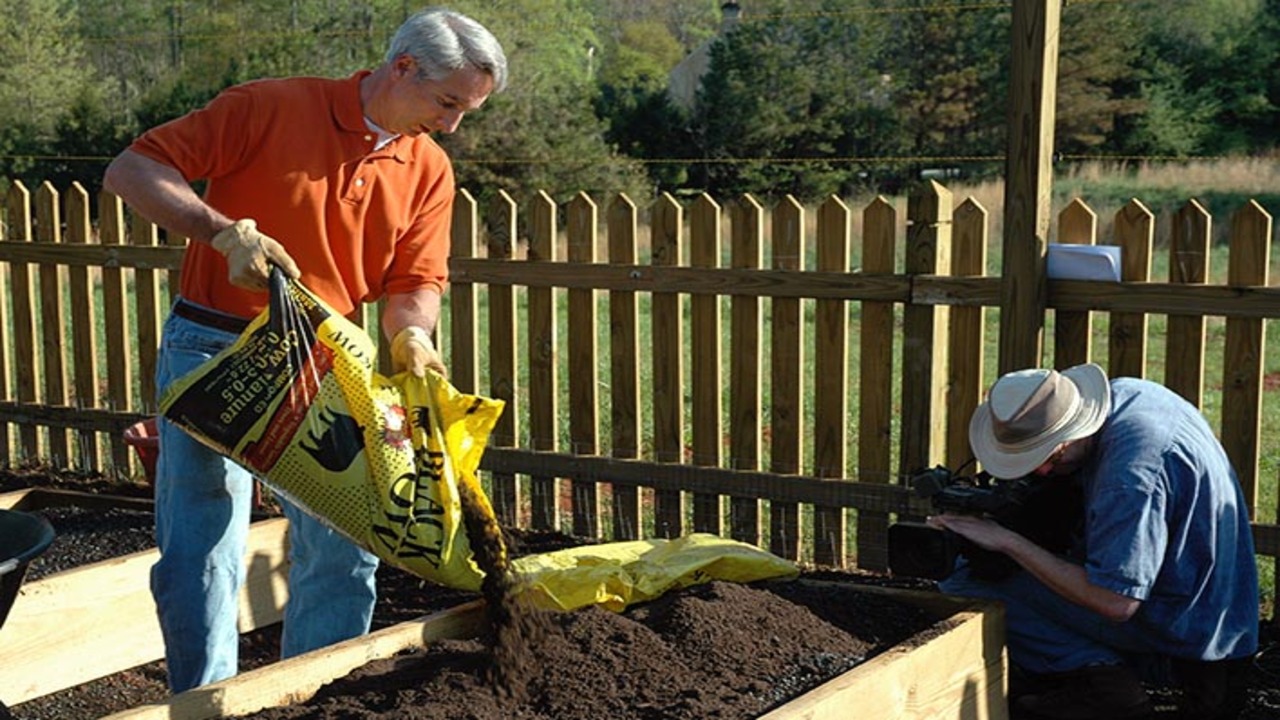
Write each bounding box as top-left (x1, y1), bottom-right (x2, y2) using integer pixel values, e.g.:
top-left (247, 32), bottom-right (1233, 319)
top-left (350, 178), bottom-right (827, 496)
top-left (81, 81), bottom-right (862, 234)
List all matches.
top-left (998, 0), bottom-right (1060, 374)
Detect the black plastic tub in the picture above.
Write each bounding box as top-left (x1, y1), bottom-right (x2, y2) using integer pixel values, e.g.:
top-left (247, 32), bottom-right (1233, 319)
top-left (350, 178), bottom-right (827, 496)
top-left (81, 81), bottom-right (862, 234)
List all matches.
top-left (0, 509), bottom-right (56, 629)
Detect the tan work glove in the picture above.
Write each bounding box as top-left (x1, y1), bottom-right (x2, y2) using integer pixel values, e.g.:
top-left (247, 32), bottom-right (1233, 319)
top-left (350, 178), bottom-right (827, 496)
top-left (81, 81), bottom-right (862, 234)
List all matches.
top-left (390, 326), bottom-right (447, 378)
top-left (210, 219), bottom-right (300, 290)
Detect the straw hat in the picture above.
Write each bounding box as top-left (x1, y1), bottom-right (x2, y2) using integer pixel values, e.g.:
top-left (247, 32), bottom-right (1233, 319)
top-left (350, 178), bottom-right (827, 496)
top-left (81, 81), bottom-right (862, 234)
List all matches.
top-left (969, 363), bottom-right (1111, 478)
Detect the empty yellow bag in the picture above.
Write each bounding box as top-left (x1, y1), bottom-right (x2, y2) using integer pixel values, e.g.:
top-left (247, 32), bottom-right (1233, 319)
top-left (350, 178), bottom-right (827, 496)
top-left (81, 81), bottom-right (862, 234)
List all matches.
top-left (512, 534), bottom-right (799, 612)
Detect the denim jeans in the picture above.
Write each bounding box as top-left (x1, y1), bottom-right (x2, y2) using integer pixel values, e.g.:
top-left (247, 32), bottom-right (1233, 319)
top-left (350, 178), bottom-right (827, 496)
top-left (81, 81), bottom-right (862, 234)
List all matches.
top-left (152, 301), bottom-right (379, 693)
top-left (940, 560), bottom-right (1165, 677)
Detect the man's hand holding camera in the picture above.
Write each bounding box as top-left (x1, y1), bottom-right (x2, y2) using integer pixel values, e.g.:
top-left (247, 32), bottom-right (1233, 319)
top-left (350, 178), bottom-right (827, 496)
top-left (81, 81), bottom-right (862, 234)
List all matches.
top-left (927, 513), bottom-right (1019, 554)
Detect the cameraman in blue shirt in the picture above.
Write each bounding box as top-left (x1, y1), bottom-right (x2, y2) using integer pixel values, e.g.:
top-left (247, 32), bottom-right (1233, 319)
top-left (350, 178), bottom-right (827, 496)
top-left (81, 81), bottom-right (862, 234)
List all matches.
top-left (931, 363), bottom-right (1258, 720)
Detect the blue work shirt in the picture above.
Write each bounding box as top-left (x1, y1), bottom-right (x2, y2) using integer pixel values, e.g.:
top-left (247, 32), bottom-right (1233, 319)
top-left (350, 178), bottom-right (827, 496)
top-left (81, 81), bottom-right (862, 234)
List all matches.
top-left (1081, 377), bottom-right (1258, 661)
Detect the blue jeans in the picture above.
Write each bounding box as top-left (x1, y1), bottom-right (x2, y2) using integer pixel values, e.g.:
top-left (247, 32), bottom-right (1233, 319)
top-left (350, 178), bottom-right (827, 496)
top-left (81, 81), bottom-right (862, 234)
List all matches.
top-left (941, 560), bottom-right (1167, 678)
top-left (152, 301), bottom-right (379, 693)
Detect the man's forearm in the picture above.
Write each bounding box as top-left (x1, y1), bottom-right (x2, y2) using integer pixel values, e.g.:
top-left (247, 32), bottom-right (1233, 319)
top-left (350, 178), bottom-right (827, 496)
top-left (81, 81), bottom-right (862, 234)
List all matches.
top-left (1001, 532), bottom-right (1141, 622)
top-left (382, 288), bottom-right (442, 341)
top-left (103, 149), bottom-right (230, 244)
top-left (931, 513), bottom-right (1142, 622)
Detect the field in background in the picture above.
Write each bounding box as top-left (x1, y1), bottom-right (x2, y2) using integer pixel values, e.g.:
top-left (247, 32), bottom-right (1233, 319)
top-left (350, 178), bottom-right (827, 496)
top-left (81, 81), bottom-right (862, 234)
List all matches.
top-left (952, 156), bottom-right (1280, 262)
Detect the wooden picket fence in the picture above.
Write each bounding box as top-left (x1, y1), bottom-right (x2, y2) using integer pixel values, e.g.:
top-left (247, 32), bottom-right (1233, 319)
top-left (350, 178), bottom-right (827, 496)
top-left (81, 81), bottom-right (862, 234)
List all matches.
top-left (0, 179), bottom-right (1277, 572)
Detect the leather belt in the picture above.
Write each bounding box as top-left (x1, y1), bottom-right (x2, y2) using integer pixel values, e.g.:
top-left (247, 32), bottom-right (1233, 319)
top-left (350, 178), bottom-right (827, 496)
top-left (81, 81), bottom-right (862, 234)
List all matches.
top-left (171, 298), bottom-right (251, 334)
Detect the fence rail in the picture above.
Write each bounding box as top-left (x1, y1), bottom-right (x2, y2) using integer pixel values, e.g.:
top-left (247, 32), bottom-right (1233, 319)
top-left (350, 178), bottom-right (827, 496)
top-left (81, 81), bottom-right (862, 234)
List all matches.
top-left (0, 179), bottom-right (1277, 572)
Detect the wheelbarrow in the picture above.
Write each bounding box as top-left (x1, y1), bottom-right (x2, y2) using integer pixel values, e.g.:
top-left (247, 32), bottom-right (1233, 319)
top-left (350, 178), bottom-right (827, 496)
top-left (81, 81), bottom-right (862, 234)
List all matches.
top-left (0, 508), bottom-right (55, 718)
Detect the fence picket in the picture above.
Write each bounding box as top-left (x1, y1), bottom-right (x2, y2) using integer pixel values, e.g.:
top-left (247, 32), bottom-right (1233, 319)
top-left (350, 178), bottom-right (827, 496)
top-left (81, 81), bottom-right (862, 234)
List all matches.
top-left (66, 183), bottom-right (103, 471)
top-left (813, 196), bottom-right (850, 566)
top-left (857, 197), bottom-right (897, 571)
top-left (1109, 199), bottom-right (1153, 378)
top-left (1222, 201), bottom-right (1272, 511)
top-left (947, 198), bottom-right (988, 470)
top-left (901, 182), bottom-right (951, 481)
top-left (35, 184), bottom-right (70, 467)
top-left (606, 194), bottom-right (641, 541)
top-left (528, 191), bottom-right (560, 531)
top-left (729, 195), bottom-right (764, 546)
top-left (769, 196), bottom-right (806, 561)
top-left (8, 182), bottom-right (41, 461)
top-left (1165, 199), bottom-right (1211, 408)
top-left (449, 190), bottom-right (480, 395)
top-left (128, 207), bottom-right (163, 411)
top-left (0, 193), bottom-right (12, 465)
top-left (650, 193), bottom-right (685, 538)
top-left (1053, 198), bottom-right (1097, 369)
top-left (690, 194), bottom-right (724, 536)
top-left (486, 191), bottom-right (520, 526)
top-left (567, 193), bottom-right (601, 539)
top-left (98, 193), bottom-right (135, 476)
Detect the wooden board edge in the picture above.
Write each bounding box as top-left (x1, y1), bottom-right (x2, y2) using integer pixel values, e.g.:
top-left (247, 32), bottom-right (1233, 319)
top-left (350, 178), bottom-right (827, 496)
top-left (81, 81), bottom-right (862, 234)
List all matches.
top-left (0, 487), bottom-right (34, 509)
top-left (2, 487), bottom-right (155, 513)
top-left (0, 517), bottom-right (289, 705)
top-left (784, 577), bottom-right (994, 618)
top-left (101, 600), bottom-right (487, 720)
top-left (759, 603), bottom-right (1008, 720)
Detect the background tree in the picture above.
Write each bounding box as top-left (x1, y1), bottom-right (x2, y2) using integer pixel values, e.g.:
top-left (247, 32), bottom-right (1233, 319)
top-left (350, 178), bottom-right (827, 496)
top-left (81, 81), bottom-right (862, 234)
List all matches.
top-left (592, 19), bottom-right (694, 190)
top-left (1117, 0), bottom-right (1276, 155)
top-left (3, 0), bottom-right (1279, 199)
top-left (587, 0), bottom-right (720, 54)
top-left (1052, 3), bottom-right (1147, 156)
top-left (76, 2), bottom-right (175, 118)
top-left (432, 0), bottom-right (649, 203)
top-left (0, 0), bottom-right (101, 182)
top-left (690, 1), bottom-right (896, 199)
top-left (883, 0), bottom-right (1007, 185)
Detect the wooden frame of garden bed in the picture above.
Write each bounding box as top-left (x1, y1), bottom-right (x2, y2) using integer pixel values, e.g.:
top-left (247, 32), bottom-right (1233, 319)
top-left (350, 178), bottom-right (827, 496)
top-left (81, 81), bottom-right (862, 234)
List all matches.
top-left (103, 581), bottom-right (1008, 720)
top-left (0, 487), bottom-right (290, 705)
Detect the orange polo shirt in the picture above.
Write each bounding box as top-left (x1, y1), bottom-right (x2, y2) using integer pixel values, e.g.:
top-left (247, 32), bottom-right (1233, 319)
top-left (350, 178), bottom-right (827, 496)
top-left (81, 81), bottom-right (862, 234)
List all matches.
top-left (130, 71), bottom-right (452, 319)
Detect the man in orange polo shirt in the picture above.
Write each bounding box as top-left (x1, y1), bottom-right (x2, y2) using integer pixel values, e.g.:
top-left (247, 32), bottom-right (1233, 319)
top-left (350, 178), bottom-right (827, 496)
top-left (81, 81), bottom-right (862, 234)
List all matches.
top-left (102, 7), bottom-right (507, 693)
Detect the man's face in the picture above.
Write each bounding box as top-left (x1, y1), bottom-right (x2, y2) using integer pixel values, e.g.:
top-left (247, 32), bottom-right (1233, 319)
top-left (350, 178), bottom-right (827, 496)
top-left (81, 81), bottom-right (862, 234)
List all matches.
top-left (1033, 437), bottom-right (1091, 477)
top-left (382, 55), bottom-right (494, 136)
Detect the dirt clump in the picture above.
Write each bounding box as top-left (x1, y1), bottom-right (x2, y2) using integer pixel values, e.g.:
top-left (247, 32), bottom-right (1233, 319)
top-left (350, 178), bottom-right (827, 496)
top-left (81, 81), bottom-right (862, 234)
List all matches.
top-left (240, 578), bottom-right (909, 720)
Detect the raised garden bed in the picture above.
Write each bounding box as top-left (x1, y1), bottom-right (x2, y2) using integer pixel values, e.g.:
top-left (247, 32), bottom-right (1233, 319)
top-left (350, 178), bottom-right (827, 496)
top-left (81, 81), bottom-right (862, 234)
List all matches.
top-left (3, 485), bottom-right (1008, 718)
top-left (5, 470), bottom-right (1280, 719)
top-left (100, 577), bottom-right (1007, 720)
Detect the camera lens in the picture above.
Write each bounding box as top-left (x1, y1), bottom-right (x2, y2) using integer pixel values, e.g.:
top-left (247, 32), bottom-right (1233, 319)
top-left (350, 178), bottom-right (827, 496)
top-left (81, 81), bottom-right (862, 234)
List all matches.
top-left (888, 521), bottom-right (959, 580)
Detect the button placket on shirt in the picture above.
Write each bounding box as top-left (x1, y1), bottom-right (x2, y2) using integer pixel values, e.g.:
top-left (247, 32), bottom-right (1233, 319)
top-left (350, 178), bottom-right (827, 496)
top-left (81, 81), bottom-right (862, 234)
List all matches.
top-left (343, 133), bottom-right (380, 203)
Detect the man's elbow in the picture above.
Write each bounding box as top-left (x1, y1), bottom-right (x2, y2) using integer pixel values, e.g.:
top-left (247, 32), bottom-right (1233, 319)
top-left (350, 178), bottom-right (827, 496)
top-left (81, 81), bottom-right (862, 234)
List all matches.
top-left (1101, 596), bottom-right (1141, 623)
top-left (102, 153), bottom-right (129, 197)
top-left (103, 149), bottom-right (154, 199)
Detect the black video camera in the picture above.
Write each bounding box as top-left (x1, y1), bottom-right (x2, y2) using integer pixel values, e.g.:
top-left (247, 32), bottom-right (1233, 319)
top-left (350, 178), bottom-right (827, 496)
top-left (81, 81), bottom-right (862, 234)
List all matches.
top-left (887, 462), bottom-right (1082, 581)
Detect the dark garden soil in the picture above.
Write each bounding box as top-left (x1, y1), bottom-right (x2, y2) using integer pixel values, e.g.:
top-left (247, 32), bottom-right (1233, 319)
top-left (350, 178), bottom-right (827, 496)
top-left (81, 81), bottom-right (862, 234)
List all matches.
top-left (4, 466), bottom-right (1280, 719)
top-left (243, 578), bottom-right (946, 720)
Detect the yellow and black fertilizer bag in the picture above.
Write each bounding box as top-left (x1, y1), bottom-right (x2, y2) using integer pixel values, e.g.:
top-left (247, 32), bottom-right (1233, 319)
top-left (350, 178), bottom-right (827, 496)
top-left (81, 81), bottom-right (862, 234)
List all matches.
top-left (160, 269), bottom-right (504, 592)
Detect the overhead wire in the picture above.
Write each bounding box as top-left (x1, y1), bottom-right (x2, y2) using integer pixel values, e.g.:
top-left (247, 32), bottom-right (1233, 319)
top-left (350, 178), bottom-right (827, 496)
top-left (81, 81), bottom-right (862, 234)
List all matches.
top-left (0, 153), bottom-right (1239, 167)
